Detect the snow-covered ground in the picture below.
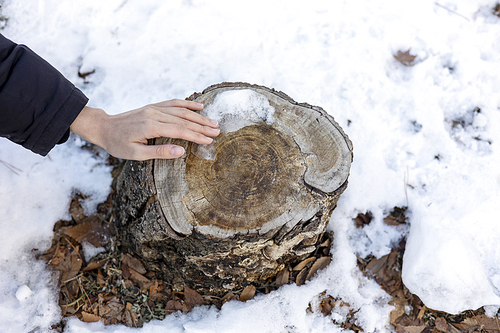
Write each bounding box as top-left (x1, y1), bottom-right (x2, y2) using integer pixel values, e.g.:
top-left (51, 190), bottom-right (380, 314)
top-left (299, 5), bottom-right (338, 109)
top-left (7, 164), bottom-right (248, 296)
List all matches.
top-left (1, 0), bottom-right (500, 332)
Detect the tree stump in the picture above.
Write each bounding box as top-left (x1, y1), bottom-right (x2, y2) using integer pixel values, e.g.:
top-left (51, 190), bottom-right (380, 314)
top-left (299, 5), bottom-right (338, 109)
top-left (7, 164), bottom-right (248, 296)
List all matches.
top-left (114, 82), bottom-right (353, 295)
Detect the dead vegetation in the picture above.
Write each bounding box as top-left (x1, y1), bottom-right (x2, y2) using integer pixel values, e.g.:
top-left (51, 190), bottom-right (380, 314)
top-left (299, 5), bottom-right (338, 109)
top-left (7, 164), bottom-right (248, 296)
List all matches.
top-left (34, 138), bottom-right (500, 333)
top-left (42, 182), bottom-right (500, 332)
top-left (494, 3), bottom-right (500, 17)
top-left (307, 208), bottom-right (500, 332)
top-left (394, 50), bottom-right (417, 67)
top-left (42, 157), bottom-right (335, 329)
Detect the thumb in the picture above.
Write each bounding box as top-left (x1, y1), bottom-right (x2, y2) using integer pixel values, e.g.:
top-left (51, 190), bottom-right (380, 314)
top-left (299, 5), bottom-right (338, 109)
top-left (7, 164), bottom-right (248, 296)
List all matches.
top-left (168, 145), bottom-right (186, 158)
top-left (141, 144), bottom-right (185, 160)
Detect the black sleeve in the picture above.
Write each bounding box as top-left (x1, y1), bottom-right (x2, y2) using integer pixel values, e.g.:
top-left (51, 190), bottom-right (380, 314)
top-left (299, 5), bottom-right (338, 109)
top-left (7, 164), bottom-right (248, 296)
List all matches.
top-left (0, 33), bottom-right (88, 156)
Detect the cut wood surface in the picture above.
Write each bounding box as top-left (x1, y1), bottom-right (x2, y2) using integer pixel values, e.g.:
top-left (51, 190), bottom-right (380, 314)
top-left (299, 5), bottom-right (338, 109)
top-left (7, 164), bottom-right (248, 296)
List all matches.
top-left (114, 82), bottom-right (353, 295)
top-left (154, 83), bottom-right (352, 238)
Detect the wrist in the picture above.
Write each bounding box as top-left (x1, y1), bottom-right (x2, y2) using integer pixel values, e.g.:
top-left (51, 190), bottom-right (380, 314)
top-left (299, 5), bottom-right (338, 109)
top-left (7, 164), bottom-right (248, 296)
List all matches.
top-left (70, 106), bottom-right (109, 150)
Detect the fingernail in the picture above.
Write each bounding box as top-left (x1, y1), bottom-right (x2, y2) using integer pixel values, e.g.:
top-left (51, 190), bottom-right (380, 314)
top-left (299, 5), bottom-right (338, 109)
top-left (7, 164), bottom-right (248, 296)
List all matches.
top-left (171, 146), bottom-right (185, 156)
top-left (197, 103), bottom-right (204, 107)
top-left (209, 128), bottom-right (220, 135)
top-left (210, 119), bottom-right (218, 127)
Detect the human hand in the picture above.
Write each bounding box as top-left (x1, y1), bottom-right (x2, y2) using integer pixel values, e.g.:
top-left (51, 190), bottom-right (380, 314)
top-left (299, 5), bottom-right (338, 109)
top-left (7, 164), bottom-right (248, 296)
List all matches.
top-left (70, 99), bottom-right (220, 160)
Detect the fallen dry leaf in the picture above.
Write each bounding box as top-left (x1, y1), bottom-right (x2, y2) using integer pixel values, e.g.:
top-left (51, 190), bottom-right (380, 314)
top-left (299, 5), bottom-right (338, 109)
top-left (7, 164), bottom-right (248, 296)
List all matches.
top-left (435, 317), bottom-right (448, 332)
top-left (384, 215), bottom-right (402, 226)
top-left (384, 207), bottom-right (408, 226)
top-left (394, 50), bottom-right (417, 66)
top-left (184, 284), bottom-right (205, 310)
top-left (305, 256), bottom-right (331, 281)
top-left (128, 267), bottom-right (150, 285)
top-left (275, 268), bottom-right (290, 286)
top-left (63, 217), bottom-right (112, 247)
top-left (318, 297), bottom-right (333, 316)
top-left (105, 296), bottom-right (125, 318)
top-left (462, 315), bottom-right (500, 331)
top-left (149, 280), bottom-right (167, 300)
top-left (239, 285), bottom-right (256, 302)
top-left (296, 267), bottom-right (309, 286)
top-left (319, 238), bottom-right (330, 248)
top-left (69, 194), bottom-right (87, 223)
top-left (220, 292), bottom-right (238, 305)
top-left (83, 258), bottom-right (108, 271)
top-left (82, 311), bottom-right (102, 323)
top-left (365, 254), bottom-right (389, 276)
top-left (403, 325), bottom-right (425, 333)
top-left (59, 247), bottom-right (83, 282)
top-left (462, 317), bottom-right (477, 326)
top-left (97, 269), bottom-right (106, 287)
top-left (292, 257), bottom-right (316, 271)
top-left (446, 323), bottom-right (462, 333)
top-left (416, 307), bottom-right (426, 320)
top-left (122, 254), bottom-right (147, 275)
top-left (123, 303), bottom-right (139, 327)
top-left (166, 300), bottom-right (184, 312)
top-left (354, 212), bottom-right (372, 228)
top-left (390, 304), bottom-right (406, 324)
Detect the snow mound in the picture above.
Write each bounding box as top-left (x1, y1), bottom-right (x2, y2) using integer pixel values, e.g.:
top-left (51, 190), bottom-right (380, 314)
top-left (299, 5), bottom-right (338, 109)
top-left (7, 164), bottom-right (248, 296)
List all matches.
top-left (201, 89), bottom-right (275, 133)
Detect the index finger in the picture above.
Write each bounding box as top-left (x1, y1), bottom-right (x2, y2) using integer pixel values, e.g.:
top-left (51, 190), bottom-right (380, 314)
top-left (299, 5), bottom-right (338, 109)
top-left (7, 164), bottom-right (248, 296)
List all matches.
top-left (150, 104), bottom-right (218, 129)
top-left (156, 99), bottom-right (204, 111)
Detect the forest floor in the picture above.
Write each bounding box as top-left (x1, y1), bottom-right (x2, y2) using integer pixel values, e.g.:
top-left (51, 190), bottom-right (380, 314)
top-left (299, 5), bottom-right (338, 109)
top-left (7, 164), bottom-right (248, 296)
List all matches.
top-left (42, 158), bottom-right (500, 332)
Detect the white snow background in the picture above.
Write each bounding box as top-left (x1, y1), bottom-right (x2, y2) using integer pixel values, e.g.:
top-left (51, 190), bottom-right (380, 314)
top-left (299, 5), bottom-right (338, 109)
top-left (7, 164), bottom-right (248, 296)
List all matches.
top-left (1, 0), bottom-right (500, 332)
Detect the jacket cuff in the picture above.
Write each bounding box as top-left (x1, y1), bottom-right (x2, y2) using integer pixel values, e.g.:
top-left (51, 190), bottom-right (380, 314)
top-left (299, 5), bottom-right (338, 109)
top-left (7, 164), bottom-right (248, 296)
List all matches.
top-left (32, 87), bottom-right (88, 156)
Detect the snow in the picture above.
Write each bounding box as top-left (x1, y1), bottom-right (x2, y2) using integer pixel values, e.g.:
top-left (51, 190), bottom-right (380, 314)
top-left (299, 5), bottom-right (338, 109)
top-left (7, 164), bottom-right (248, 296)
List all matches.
top-left (193, 89), bottom-right (275, 160)
top-left (81, 240), bottom-right (106, 263)
top-left (15, 285), bottom-right (33, 302)
top-left (1, 0), bottom-right (500, 331)
top-left (201, 89), bottom-right (275, 133)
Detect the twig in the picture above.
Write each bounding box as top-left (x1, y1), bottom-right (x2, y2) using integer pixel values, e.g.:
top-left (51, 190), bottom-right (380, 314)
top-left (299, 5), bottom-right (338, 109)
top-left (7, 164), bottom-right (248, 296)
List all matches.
top-left (61, 294), bottom-right (85, 307)
top-left (435, 2), bottom-right (470, 22)
top-left (77, 276), bottom-right (92, 304)
top-left (107, 267), bottom-right (123, 275)
top-left (0, 159), bottom-right (23, 175)
top-left (62, 273), bottom-right (84, 284)
top-left (404, 167), bottom-right (409, 208)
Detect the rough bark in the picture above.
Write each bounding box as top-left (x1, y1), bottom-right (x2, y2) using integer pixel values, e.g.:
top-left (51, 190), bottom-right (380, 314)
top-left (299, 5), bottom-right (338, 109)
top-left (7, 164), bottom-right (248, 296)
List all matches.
top-left (114, 82), bottom-right (353, 295)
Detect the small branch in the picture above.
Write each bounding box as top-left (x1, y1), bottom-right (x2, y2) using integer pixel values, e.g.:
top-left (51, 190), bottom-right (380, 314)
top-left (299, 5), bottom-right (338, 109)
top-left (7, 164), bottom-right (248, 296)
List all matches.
top-left (435, 2), bottom-right (470, 22)
top-left (404, 167), bottom-right (409, 208)
top-left (62, 273), bottom-right (84, 284)
top-left (60, 294), bottom-right (86, 307)
top-left (77, 276), bottom-right (92, 304)
top-left (0, 159), bottom-right (23, 175)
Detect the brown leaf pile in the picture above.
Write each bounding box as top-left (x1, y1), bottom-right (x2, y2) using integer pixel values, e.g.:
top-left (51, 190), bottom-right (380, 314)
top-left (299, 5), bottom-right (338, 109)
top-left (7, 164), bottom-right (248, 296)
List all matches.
top-left (45, 189), bottom-right (500, 332)
top-left (44, 194), bottom-right (211, 328)
top-left (44, 187), bottom-right (335, 329)
top-left (309, 207), bottom-right (500, 332)
top-left (310, 293), bottom-right (363, 331)
top-left (355, 207), bottom-right (500, 333)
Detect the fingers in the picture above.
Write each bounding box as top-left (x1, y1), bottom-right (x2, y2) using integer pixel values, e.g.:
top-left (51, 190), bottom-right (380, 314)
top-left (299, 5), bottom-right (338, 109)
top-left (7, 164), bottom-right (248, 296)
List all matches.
top-left (132, 144), bottom-right (186, 161)
top-left (149, 101), bottom-right (219, 129)
top-left (143, 103), bottom-right (220, 142)
top-left (157, 99), bottom-right (203, 110)
top-left (100, 99), bottom-right (221, 161)
top-left (151, 99), bottom-right (213, 127)
top-left (152, 106), bottom-right (218, 129)
top-left (156, 114), bottom-right (220, 138)
top-left (151, 122), bottom-right (215, 145)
